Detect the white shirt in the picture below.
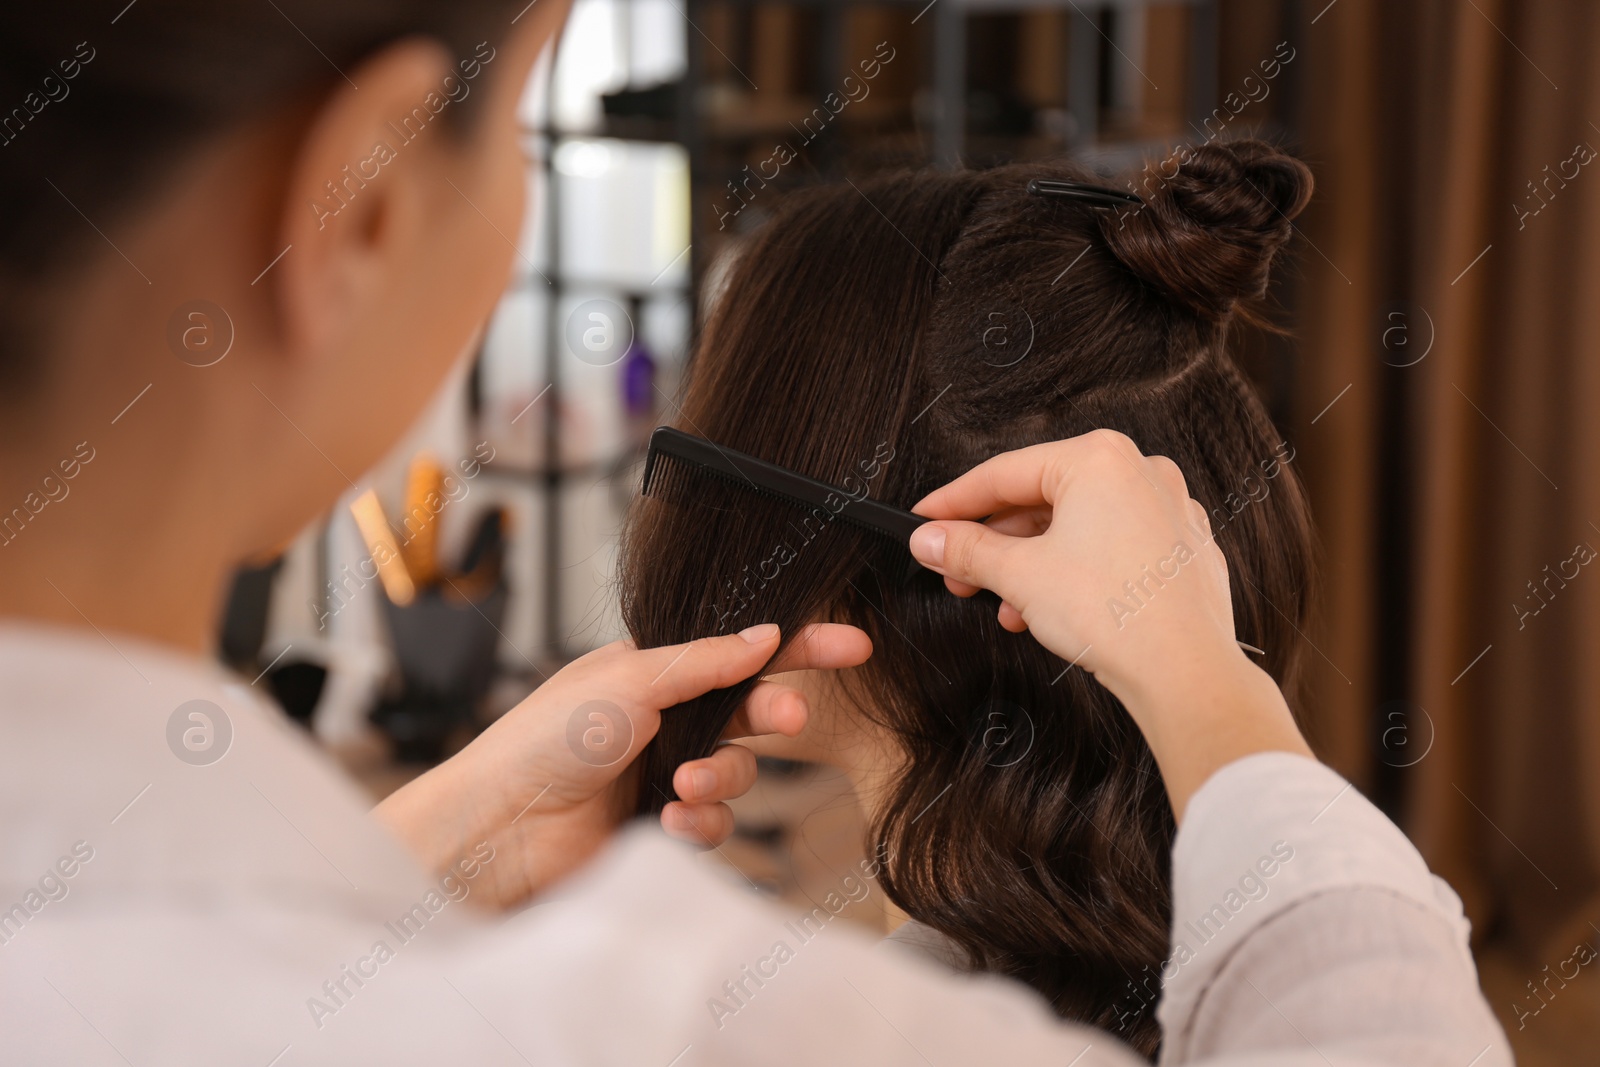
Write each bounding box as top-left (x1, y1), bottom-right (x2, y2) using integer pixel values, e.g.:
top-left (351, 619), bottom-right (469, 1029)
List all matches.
top-left (0, 622), bottom-right (1511, 1065)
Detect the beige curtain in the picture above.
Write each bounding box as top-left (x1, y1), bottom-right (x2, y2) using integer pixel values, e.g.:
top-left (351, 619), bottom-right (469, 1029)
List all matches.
top-left (1291, 0), bottom-right (1600, 966)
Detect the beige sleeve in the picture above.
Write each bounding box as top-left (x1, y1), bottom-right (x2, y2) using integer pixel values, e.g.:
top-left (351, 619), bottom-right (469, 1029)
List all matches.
top-left (1165, 886), bottom-right (1510, 1066)
top-left (1156, 753), bottom-right (1511, 1067)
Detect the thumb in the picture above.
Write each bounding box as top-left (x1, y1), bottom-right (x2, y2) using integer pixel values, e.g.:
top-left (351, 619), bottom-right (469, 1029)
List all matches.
top-left (910, 520), bottom-right (1022, 600)
top-left (623, 624), bottom-right (782, 709)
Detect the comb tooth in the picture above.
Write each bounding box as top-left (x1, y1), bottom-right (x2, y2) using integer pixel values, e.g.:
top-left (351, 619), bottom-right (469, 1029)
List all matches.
top-left (641, 443), bottom-right (659, 495)
top-left (643, 449), bottom-right (689, 500)
top-left (639, 429), bottom-right (924, 584)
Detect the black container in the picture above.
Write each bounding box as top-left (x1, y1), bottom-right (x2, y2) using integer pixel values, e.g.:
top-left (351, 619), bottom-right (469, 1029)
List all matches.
top-left (372, 582), bottom-right (509, 763)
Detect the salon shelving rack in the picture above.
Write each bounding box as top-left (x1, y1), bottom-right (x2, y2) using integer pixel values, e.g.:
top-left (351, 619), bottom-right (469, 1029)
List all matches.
top-left (470, 11), bottom-right (704, 670)
top-left (662, 0), bottom-right (1230, 295)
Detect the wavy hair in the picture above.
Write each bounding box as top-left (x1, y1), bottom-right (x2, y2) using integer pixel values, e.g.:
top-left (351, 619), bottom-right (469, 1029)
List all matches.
top-left (619, 139), bottom-right (1317, 1057)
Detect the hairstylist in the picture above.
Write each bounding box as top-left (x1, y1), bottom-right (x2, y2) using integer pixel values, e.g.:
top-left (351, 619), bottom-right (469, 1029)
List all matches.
top-left (0, 3), bottom-right (1506, 1066)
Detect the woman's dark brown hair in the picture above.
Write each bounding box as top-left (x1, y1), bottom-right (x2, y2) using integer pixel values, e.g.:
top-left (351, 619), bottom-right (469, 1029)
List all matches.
top-left (619, 139), bottom-right (1316, 1056)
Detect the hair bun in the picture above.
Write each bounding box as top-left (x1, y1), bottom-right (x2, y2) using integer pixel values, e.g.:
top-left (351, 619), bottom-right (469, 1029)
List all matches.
top-left (1100, 139), bottom-right (1313, 323)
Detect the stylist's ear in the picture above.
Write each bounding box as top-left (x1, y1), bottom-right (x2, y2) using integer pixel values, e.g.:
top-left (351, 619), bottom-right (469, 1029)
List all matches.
top-left (273, 39), bottom-right (459, 361)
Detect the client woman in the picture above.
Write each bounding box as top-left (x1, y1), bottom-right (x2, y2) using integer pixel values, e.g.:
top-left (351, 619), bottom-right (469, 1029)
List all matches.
top-left (621, 139), bottom-right (1316, 1054)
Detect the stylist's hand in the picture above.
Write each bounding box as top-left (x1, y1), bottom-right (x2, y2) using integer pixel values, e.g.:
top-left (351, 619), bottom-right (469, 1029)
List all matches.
top-left (372, 623), bottom-right (871, 909)
top-left (908, 429), bottom-right (1310, 819)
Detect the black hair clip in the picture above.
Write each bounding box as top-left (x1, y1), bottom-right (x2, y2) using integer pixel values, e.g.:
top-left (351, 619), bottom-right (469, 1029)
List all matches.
top-left (1027, 178), bottom-right (1142, 207)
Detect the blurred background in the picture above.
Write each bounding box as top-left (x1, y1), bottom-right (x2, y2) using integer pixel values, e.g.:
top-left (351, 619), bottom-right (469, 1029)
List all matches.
top-left (218, 2), bottom-right (1600, 1060)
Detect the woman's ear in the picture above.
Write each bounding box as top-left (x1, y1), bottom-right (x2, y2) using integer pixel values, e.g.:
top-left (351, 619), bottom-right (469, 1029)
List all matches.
top-left (272, 38), bottom-right (457, 363)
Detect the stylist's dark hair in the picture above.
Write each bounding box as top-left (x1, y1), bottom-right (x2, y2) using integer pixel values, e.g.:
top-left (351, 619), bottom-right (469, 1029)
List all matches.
top-left (0, 1), bottom-right (522, 385)
top-left (620, 139), bottom-right (1316, 1056)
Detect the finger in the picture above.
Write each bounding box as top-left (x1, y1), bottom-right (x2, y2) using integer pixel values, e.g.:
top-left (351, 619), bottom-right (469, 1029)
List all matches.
top-left (944, 575), bottom-right (982, 597)
top-left (1191, 500), bottom-right (1231, 592)
top-left (673, 742), bottom-right (759, 802)
top-left (909, 519), bottom-right (1023, 596)
top-left (721, 681), bottom-right (809, 740)
top-left (763, 622), bottom-right (872, 674)
top-left (626, 625), bottom-right (782, 708)
top-left (934, 509), bottom-right (1046, 597)
top-left (911, 430), bottom-right (1143, 519)
top-left (997, 600), bottom-right (1027, 633)
top-left (984, 505), bottom-right (1052, 538)
top-left (1147, 455), bottom-right (1189, 499)
top-left (1186, 498), bottom-right (1216, 548)
top-left (661, 800), bottom-right (735, 846)
top-left (911, 443), bottom-right (1056, 518)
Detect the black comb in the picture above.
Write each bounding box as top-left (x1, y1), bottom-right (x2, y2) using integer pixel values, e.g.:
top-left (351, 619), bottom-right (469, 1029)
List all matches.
top-left (641, 426), bottom-right (928, 572)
